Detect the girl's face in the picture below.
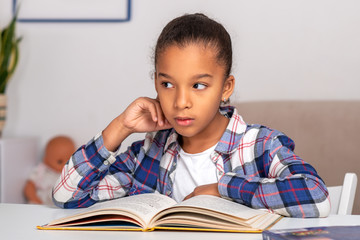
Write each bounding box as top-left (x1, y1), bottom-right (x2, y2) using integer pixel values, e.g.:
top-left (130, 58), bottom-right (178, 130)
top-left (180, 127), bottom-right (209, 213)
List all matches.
top-left (155, 43), bottom-right (234, 142)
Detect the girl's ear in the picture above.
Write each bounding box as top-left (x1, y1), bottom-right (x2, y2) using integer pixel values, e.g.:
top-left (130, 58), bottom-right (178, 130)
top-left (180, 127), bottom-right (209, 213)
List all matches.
top-left (222, 75), bottom-right (235, 100)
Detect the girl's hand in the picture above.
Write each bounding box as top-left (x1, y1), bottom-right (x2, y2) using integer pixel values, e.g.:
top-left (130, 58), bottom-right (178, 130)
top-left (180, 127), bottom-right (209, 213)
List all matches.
top-left (103, 97), bottom-right (172, 151)
top-left (183, 183), bottom-right (220, 201)
top-left (121, 97), bottom-right (172, 133)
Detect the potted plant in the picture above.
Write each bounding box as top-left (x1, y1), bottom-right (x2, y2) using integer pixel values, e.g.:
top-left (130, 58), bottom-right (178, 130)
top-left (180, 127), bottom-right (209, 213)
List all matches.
top-left (0, 13), bottom-right (21, 135)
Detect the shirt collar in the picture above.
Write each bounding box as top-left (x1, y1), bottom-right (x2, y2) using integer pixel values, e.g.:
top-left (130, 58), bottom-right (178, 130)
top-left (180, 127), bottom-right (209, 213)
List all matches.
top-left (163, 128), bottom-right (179, 152)
top-left (163, 106), bottom-right (247, 154)
top-left (215, 106), bottom-right (247, 154)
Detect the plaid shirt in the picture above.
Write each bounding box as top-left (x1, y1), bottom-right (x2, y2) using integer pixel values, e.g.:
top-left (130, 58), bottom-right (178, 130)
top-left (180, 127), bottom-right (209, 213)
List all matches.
top-left (53, 106), bottom-right (330, 217)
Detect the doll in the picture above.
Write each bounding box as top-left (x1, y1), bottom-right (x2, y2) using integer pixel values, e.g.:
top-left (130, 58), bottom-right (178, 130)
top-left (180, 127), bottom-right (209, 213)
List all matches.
top-left (24, 136), bottom-right (75, 205)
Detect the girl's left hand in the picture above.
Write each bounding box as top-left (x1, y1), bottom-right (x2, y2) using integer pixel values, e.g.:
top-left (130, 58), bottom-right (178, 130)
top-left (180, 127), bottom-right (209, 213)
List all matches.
top-left (183, 183), bottom-right (220, 201)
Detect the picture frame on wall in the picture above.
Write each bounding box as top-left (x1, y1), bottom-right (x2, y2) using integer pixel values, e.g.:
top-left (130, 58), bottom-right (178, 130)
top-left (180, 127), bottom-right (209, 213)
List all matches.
top-left (13, 0), bottom-right (132, 23)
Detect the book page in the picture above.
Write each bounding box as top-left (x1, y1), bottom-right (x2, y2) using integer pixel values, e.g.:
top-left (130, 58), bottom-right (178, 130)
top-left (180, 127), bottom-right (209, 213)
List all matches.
top-left (149, 195), bottom-right (280, 231)
top-left (49, 193), bottom-right (177, 227)
top-left (107, 193), bottom-right (177, 224)
top-left (174, 195), bottom-right (268, 219)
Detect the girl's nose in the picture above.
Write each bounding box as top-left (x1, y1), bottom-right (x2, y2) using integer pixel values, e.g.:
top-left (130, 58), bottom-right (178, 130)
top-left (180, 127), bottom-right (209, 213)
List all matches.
top-left (174, 89), bottom-right (192, 109)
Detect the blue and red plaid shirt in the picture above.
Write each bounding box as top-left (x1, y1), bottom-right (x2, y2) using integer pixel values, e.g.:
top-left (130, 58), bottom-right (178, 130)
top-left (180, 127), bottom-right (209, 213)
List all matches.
top-left (53, 106), bottom-right (330, 217)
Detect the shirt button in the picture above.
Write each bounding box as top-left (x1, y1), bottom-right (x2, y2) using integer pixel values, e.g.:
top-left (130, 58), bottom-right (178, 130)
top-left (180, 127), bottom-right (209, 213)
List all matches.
top-left (219, 171), bottom-right (224, 175)
top-left (166, 190), bottom-right (172, 195)
top-left (104, 160), bottom-right (109, 165)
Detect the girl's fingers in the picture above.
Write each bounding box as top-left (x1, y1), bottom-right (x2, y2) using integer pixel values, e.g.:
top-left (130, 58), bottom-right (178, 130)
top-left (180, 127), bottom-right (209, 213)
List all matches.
top-left (154, 99), bottom-right (166, 126)
top-left (130, 97), bottom-right (172, 130)
top-left (153, 98), bottom-right (172, 129)
top-left (140, 97), bottom-right (165, 126)
top-left (183, 192), bottom-right (194, 201)
top-left (141, 98), bottom-right (158, 123)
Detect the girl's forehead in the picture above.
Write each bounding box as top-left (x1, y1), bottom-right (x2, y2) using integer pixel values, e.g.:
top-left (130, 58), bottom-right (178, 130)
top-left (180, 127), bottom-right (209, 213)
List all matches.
top-left (155, 44), bottom-right (226, 78)
top-left (156, 43), bottom-right (225, 71)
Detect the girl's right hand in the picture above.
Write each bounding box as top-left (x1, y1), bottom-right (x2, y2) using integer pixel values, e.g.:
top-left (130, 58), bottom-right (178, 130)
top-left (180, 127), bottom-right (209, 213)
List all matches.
top-left (103, 97), bottom-right (172, 151)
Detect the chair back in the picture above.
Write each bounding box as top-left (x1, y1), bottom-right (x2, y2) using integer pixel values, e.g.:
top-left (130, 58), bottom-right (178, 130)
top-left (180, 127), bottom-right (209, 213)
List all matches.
top-left (328, 173), bottom-right (357, 215)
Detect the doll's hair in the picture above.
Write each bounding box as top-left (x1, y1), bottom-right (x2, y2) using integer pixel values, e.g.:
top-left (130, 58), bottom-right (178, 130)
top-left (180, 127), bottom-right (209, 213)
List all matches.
top-left (154, 13), bottom-right (232, 77)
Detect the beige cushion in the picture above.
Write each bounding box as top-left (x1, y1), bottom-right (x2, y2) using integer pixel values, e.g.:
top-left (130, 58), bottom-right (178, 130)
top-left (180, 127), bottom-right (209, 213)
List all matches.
top-left (233, 101), bottom-right (360, 214)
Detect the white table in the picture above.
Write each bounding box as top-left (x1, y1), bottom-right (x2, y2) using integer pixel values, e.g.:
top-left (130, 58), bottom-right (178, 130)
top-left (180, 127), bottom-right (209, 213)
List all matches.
top-left (1, 203), bottom-right (360, 240)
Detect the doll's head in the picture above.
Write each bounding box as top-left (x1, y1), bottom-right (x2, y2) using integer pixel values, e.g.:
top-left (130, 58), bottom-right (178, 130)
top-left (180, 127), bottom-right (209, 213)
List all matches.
top-left (43, 136), bottom-right (75, 173)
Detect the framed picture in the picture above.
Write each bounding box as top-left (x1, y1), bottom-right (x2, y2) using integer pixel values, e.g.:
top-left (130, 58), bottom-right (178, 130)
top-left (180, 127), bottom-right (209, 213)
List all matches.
top-left (13, 0), bottom-right (131, 23)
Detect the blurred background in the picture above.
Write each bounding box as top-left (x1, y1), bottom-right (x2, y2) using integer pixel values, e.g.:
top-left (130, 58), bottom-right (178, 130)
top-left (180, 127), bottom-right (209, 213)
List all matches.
top-left (0, 0), bottom-right (359, 212)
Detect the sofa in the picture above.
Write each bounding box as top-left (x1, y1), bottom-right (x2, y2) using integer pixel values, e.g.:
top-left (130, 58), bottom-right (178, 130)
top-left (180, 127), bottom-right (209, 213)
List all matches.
top-left (233, 101), bottom-right (360, 214)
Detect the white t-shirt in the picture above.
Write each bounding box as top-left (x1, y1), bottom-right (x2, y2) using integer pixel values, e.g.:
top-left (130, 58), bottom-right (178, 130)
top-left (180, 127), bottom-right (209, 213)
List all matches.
top-left (172, 144), bottom-right (218, 202)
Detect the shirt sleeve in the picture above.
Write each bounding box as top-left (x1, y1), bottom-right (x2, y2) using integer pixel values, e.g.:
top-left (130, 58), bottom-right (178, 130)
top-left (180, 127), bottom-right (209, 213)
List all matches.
top-left (52, 132), bottom-right (143, 209)
top-left (218, 132), bottom-right (331, 218)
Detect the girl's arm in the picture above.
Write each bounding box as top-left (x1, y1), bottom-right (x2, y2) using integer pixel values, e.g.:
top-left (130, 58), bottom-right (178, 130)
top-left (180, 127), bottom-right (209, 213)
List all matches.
top-left (218, 132), bottom-right (331, 218)
top-left (52, 97), bottom-right (172, 208)
top-left (52, 134), bottom-right (142, 208)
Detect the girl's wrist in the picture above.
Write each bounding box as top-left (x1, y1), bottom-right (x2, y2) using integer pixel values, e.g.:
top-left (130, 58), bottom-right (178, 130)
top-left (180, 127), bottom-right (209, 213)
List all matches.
top-left (103, 115), bottom-right (132, 152)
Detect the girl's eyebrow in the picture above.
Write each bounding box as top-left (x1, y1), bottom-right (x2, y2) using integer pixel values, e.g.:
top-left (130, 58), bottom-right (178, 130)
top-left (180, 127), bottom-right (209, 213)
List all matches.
top-left (158, 72), bottom-right (172, 79)
top-left (193, 73), bottom-right (213, 80)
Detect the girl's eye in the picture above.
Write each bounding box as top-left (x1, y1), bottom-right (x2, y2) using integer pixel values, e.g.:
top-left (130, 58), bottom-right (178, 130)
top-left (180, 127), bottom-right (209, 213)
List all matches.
top-left (161, 82), bottom-right (174, 88)
top-left (193, 83), bottom-right (206, 90)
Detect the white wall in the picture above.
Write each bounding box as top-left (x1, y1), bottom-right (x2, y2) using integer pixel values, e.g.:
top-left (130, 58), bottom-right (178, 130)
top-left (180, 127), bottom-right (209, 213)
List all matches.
top-left (1, 0), bottom-right (360, 154)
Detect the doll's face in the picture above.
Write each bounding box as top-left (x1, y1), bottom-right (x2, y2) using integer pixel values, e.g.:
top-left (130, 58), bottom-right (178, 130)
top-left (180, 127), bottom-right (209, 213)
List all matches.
top-left (43, 137), bottom-right (75, 173)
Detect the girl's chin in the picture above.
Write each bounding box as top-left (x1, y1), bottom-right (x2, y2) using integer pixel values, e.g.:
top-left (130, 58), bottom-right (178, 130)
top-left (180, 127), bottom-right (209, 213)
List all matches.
top-left (173, 127), bottom-right (198, 138)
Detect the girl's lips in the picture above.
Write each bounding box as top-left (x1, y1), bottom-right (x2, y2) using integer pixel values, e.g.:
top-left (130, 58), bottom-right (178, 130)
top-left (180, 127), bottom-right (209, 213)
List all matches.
top-left (175, 117), bottom-right (194, 126)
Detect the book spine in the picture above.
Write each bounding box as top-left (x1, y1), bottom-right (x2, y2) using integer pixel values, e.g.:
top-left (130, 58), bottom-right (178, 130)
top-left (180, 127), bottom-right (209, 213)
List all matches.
top-left (262, 231), bottom-right (285, 240)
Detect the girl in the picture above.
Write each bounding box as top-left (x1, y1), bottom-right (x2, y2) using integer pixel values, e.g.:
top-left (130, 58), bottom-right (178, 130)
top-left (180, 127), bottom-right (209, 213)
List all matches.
top-left (53, 13), bottom-right (330, 218)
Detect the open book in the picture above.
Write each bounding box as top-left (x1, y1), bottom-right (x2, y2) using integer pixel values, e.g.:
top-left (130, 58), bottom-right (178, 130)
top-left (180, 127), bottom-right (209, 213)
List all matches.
top-left (38, 193), bottom-right (282, 233)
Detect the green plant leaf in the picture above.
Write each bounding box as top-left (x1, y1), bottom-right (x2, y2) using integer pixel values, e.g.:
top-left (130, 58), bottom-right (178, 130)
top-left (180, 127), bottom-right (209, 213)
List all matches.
top-left (0, 70), bottom-right (9, 93)
top-left (0, 12), bottom-right (20, 94)
top-left (0, 17), bottom-right (16, 71)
